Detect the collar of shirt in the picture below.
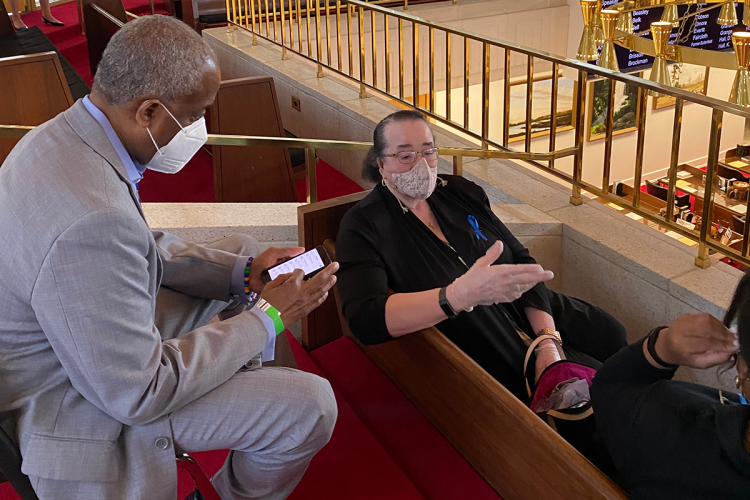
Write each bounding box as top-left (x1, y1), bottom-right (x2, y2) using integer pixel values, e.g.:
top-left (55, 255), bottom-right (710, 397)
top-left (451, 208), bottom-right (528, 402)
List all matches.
top-left (82, 96), bottom-right (147, 190)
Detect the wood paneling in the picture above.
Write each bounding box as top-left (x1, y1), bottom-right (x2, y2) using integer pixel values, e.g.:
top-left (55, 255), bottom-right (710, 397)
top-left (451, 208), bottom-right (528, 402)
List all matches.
top-left (0, 52), bottom-right (73, 165)
top-left (323, 237), bottom-right (626, 500)
top-left (211, 76), bottom-right (297, 202)
top-left (297, 191), bottom-right (368, 349)
top-left (82, 0), bottom-right (126, 76)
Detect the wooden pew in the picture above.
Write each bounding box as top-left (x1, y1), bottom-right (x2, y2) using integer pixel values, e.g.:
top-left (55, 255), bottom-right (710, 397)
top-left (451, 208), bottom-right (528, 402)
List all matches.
top-left (82, 0), bottom-right (127, 76)
top-left (616, 181), bottom-right (738, 229)
top-left (211, 76), bottom-right (298, 202)
top-left (179, 0), bottom-right (227, 31)
top-left (0, 0), bottom-right (14, 35)
top-left (297, 191), bottom-right (367, 348)
top-left (0, 52), bottom-right (74, 165)
top-left (298, 194), bottom-right (627, 500)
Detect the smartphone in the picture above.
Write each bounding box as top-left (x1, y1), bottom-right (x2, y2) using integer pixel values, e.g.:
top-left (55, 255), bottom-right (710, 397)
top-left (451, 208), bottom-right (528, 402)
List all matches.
top-left (261, 245), bottom-right (332, 284)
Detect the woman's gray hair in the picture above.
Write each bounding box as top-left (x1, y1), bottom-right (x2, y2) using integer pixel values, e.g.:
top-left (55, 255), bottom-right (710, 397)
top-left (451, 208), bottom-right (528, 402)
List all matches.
top-left (93, 15), bottom-right (217, 105)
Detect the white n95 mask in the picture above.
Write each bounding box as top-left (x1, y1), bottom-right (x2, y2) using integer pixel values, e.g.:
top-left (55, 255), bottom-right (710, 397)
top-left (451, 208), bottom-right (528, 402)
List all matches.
top-left (145, 104), bottom-right (207, 174)
top-left (391, 157), bottom-right (438, 200)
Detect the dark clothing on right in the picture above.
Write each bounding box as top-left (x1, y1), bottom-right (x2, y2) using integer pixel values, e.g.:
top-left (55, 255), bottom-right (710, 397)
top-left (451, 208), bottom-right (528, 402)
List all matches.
top-left (591, 333), bottom-right (750, 499)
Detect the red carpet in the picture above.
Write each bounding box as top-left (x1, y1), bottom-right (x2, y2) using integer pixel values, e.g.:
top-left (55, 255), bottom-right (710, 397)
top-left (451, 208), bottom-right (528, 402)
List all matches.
top-left (310, 337), bottom-right (502, 500)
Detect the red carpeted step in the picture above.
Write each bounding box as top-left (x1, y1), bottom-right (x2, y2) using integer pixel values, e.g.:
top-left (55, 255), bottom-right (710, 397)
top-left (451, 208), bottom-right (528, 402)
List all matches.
top-left (295, 161), bottom-right (365, 203)
top-left (176, 331), bottom-right (426, 500)
top-left (310, 336), bottom-right (503, 500)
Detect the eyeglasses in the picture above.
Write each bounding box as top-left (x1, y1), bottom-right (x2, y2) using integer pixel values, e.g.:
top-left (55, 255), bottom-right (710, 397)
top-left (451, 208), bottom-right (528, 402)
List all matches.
top-left (383, 148), bottom-right (439, 165)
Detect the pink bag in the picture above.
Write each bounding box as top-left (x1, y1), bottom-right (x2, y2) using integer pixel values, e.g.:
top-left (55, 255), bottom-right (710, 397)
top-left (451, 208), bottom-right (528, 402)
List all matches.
top-left (523, 335), bottom-right (596, 427)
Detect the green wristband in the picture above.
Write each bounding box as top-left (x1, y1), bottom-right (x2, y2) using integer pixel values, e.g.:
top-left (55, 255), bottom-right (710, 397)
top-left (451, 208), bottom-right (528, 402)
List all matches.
top-left (263, 304), bottom-right (285, 336)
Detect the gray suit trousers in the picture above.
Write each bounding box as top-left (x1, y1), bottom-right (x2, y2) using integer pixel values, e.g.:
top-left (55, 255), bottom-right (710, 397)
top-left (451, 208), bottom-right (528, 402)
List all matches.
top-left (31, 235), bottom-right (338, 500)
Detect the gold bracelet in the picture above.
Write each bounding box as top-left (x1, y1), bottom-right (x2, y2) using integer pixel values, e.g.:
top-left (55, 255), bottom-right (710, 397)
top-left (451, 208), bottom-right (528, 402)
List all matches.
top-left (536, 328), bottom-right (562, 346)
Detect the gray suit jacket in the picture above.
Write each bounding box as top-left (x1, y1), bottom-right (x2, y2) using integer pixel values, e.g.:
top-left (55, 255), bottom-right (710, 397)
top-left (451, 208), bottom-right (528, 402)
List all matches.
top-left (0, 100), bottom-right (270, 497)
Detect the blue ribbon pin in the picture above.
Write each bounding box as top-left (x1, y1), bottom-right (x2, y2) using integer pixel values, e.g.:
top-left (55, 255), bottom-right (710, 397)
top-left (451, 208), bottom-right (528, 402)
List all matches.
top-left (740, 393), bottom-right (748, 405)
top-left (467, 215), bottom-right (487, 241)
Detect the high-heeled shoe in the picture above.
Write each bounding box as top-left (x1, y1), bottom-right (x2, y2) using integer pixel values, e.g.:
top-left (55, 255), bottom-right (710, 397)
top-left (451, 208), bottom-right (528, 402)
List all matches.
top-left (42, 17), bottom-right (65, 26)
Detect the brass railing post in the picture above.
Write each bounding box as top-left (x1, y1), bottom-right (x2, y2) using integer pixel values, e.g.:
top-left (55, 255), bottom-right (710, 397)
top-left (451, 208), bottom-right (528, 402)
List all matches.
top-left (571, 70), bottom-right (587, 206)
top-left (664, 98), bottom-right (684, 223)
top-left (250, 0), bottom-right (258, 44)
top-left (453, 155), bottom-right (463, 176)
top-left (359, 5), bottom-right (367, 97)
top-left (632, 88), bottom-right (649, 209)
top-left (413, 21), bottom-right (419, 108)
top-left (481, 42), bottom-right (490, 149)
top-left (398, 18), bottom-right (404, 99)
top-left (549, 63), bottom-right (559, 170)
top-left (446, 32), bottom-right (452, 122)
top-left (524, 55), bottom-right (534, 154)
top-left (316, 0), bottom-right (323, 75)
top-left (601, 78), bottom-right (616, 192)
top-left (306, 148), bottom-right (318, 204)
top-left (502, 48), bottom-right (510, 148)
top-left (696, 109), bottom-right (724, 269)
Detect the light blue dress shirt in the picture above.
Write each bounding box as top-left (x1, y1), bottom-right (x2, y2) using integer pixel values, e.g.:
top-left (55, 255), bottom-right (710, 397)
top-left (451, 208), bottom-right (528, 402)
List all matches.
top-left (81, 96), bottom-right (276, 361)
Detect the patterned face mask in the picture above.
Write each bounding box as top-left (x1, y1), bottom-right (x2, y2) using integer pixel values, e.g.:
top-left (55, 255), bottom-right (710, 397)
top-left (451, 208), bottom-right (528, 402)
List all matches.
top-left (390, 157), bottom-right (438, 200)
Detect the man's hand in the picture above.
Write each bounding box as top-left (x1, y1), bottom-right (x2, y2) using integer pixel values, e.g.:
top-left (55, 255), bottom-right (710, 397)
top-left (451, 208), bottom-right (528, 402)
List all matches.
top-left (260, 262), bottom-right (339, 328)
top-left (248, 247), bottom-right (305, 294)
top-left (653, 313), bottom-right (738, 369)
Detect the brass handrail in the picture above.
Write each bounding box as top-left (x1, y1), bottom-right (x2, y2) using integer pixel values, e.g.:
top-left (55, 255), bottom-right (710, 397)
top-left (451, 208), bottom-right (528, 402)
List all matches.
top-left (0, 125), bottom-right (574, 203)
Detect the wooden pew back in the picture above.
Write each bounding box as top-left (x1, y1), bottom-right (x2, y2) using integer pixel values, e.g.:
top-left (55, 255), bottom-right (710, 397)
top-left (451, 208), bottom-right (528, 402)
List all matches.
top-left (211, 76), bottom-right (298, 202)
top-left (82, 0), bottom-right (127, 76)
top-left (0, 52), bottom-right (74, 165)
top-left (0, 0), bottom-right (14, 35)
top-left (300, 194), bottom-right (627, 499)
top-left (297, 191), bottom-right (368, 349)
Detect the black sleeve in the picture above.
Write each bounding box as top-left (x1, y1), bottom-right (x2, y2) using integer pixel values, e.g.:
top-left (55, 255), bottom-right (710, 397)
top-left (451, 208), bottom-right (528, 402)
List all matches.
top-left (335, 210), bottom-right (393, 345)
top-left (471, 181), bottom-right (552, 315)
top-left (590, 333), bottom-right (683, 493)
top-left (591, 333), bottom-right (678, 433)
top-left (592, 330), bottom-right (677, 388)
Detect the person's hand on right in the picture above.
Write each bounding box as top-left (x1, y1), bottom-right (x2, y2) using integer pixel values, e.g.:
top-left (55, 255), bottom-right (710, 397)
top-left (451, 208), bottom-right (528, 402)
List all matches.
top-left (260, 262), bottom-right (339, 328)
top-left (653, 313), bottom-right (739, 369)
top-left (448, 241), bottom-right (554, 311)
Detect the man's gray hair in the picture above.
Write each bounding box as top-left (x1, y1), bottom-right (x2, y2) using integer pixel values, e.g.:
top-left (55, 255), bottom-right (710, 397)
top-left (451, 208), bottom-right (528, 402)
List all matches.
top-left (93, 15), bottom-right (217, 105)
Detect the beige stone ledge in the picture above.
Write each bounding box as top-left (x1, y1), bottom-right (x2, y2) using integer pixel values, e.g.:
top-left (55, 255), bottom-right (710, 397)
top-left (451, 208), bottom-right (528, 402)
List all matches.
top-left (143, 203), bottom-right (301, 245)
top-left (491, 203), bottom-right (562, 237)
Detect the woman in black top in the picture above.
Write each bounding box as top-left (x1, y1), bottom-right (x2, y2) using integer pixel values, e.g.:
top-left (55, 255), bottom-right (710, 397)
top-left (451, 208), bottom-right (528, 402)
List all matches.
top-left (336, 110), bottom-right (627, 402)
top-left (590, 274), bottom-right (750, 499)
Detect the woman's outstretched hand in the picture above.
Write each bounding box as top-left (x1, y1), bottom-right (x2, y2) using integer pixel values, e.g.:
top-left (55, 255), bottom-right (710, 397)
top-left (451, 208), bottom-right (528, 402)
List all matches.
top-left (652, 313), bottom-right (738, 369)
top-left (448, 241), bottom-right (554, 311)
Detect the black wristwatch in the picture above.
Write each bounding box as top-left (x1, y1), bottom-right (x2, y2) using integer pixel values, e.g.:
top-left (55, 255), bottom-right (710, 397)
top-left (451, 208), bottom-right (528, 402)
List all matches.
top-left (646, 326), bottom-right (679, 369)
top-left (439, 286), bottom-right (457, 318)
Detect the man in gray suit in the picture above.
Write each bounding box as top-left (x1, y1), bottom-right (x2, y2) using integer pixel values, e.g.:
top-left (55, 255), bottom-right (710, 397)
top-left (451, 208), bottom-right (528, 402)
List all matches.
top-left (0, 15), bottom-right (338, 500)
